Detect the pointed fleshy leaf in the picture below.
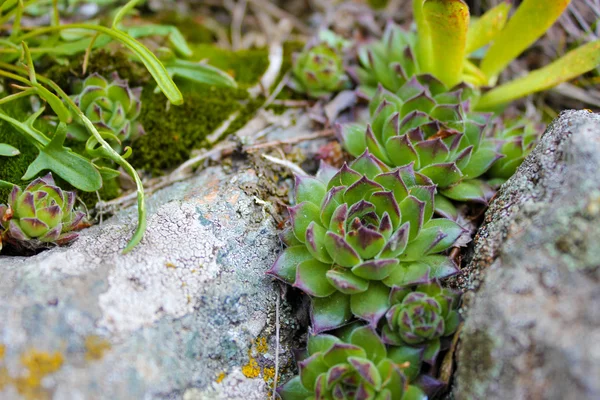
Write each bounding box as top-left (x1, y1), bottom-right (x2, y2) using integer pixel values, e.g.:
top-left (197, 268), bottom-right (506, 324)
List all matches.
top-left (350, 150), bottom-right (387, 179)
top-left (381, 112), bottom-right (401, 144)
top-left (346, 226), bottom-right (386, 260)
top-left (414, 139), bottom-right (449, 167)
top-left (312, 292), bottom-right (353, 333)
top-left (383, 263), bottom-right (431, 288)
top-left (296, 175), bottom-right (327, 205)
top-left (380, 222), bottom-right (410, 259)
top-left (324, 232), bottom-right (361, 267)
top-left (408, 185), bottom-right (436, 223)
top-left (374, 168), bottom-right (410, 201)
top-left (323, 343), bottom-right (367, 367)
top-left (290, 201), bottom-right (322, 243)
top-left (381, 324), bottom-right (404, 346)
top-left (343, 176), bottom-right (384, 205)
top-left (19, 217), bottom-right (49, 238)
top-left (337, 122), bottom-right (368, 157)
top-left (387, 345), bottom-right (424, 381)
top-left (326, 269), bottom-right (369, 294)
top-left (328, 164), bottom-right (362, 189)
top-left (349, 326), bottom-right (387, 364)
top-left (385, 134), bottom-right (421, 169)
top-left (365, 126), bottom-right (392, 165)
top-left (316, 161), bottom-right (339, 185)
top-left (299, 353), bottom-right (329, 392)
top-left (320, 187), bottom-right (345, 227)
top-left (351, 281), bottom-right (390, 326)
top-left (8, 220), bottom-right (30, 241)
top-left (352, 259), bottom-right (398, 281)
top-left (369, 191), bottom-right (401, 228)
top-left (277, 376), bottom-right (312, 400)
top-left (308, 334), bottom-right (343, 356)
top-left (403, 385), bottom-right (428, 400)
top-left (402, 226), bottom-right (447, 262)
top-left (399, 196), bottom-right (425, 240)
top-left (423, 338), bottom-right (442, 364)
top-left (421, 218), bottom-right (464, 254)
top-left (480, 0), bottom-right (572, 80)
top-left (461, 148), bottom-right (503, 179)
top-left (376, 360), bottom-right (407, 399)
top-left (440, 180), bottom-right (487, 203)
top-left (433, 194), bottom-right (458, 220)
top-left (348, 357), bottom-right (382, 390)
top-left (400, 93), bottom-right (436, 117)
top-left (294, 259), bottom-right (336, 298)
top-left (306, 222), bottom-right (334, 263)
top-left (268, 245), bottom-right (315, 284)
top-left (422, 255), bottom-right (459, 280)
top-left (325, 363), bottom-right (352, 388)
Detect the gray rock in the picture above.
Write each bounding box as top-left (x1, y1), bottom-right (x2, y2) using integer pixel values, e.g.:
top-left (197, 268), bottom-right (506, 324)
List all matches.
top-left (0, 166), bottom-right (297, 399)
top-left (454, 111), bottom-right (600, 400)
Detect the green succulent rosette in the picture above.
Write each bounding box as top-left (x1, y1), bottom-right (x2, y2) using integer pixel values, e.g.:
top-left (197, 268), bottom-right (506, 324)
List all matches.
top-left (487, 119), bottom-right (541, 183)
top-left (353, 22), bottom-right (420, 99)
top-left (382, 281), bottom-right (460, 365)
top-left (278, 325), bottom-right (427, 400)
top-left (291, 41), bottom-right (350, 98)
top-left (267, 152), bottom-right (463, 333)
top-left (337, 77), bottom-right (502, 219)
top-left (0, 173), bottom-right (87, 245)
top-left (68, 72), bottom-right (144, 144)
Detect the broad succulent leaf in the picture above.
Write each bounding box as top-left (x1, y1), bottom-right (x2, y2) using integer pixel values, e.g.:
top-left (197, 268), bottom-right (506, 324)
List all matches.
top-left (279, 325), bottom-right (427, 400)
top-left (383, 281), bottom-right (461, 364)
top-left (0, 173), bottom-right (88, 247)
top-left (269, 155), bottom-right (461, 331)
top-left (69, 73), bottom-right (144, 144)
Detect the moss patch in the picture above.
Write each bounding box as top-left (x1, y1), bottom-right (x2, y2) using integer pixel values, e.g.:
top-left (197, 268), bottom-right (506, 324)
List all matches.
top-left (0, 98), bottom-right (39, 201)
top-left (152, 12), bottom-right (216, 44)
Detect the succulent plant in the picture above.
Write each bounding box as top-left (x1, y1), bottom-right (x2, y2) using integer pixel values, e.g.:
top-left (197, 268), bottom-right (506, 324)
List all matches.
top-left (267, 152), bottom-right (462, 332)
top-left (68, 73), bottom-right (144, 143)
top-left (291, 35), bottom-right (350, 98)
top-left (278, 324), bottom-right (428, 400)
top-left (487, 119), bottom-right (541, 183)
top-left (0, 173), bottom-right (87, 246)
top-left (354, 23), bottom-right (420, 98)
top-left (337, 77), bottom-right (502, 218)
top-left (382, 281), bottom-right (460, 365)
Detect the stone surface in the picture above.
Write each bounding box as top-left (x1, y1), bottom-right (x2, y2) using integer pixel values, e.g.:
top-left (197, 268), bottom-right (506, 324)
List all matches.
top-left (454, 111), bottom-right (600, 400)
top-left (0, 165), bottom-right (297, 399)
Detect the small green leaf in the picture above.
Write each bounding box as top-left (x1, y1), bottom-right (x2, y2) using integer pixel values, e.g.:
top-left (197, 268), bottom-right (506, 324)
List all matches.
top-left (277, 376), bottom-right (312, 400)
top-left (350, 281), bottom-right (390, 325)
top-left (307, 334), bottom-right (342, 356)
top-left (22, 124), bottom-right (102, 192)
top-left (294, 259), bottom-right (336, 298)
top-left (0, 143), bottom-right (20, 157)
top-left (112, 0), bottom-right (142, 28)
top-left (126, 25), bottom-right (193, 58)
top-left (480, 0), bottom-right (572, 80)
top-left (440, 180), bottom-right (487, 203)
top-left (478, 40), bottom-right (600, 109)
top-left (268, 245), bottom-right (313, 284)
top-left (349, 325), bottom-right (387, 364)
top-left (311, 292), bottom-right (352, 333)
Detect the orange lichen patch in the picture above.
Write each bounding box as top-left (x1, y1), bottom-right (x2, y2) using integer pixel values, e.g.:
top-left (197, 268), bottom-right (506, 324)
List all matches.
top-left (12, 349), bottom-right (64, 399)
top-left (241, 354), bottom-right (260, 379)
top-left (165, 262), bottom-right (177, 269)
top-left (215, 372), bottom-right (226, 383)
top-left (0, 344), bottom-right (5, 360)
top-left (255, 337), bottom-right (268, 354)
top-left (84, 335), bottom-right (112, 361)
top-left (262, 366), bottom-right (275, 383)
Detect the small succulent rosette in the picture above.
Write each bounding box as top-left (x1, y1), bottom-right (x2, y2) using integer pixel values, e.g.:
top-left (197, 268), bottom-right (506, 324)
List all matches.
top-left (268, 152), bottom-right (463, 333)
top-left (278, 324), bottom-right (427, 400)
top-left (0, 173), bottom-right (87, 247)
top-left (382, 281), bottom-right (460, 365)
top-left (487, 119), bottom-right (541, 183)
top-left (338, 77), bottom-right (502, 219)
top-left (290, 31), bottom-right (350, 98)
top-left (68, 72), bottom-right (144, 144)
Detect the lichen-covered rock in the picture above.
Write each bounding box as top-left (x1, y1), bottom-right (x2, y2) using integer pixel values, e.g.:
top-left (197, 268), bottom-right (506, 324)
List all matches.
top-left (0, 166), bottom-right (296, 399)
top-left (454, 110), bottom-right (600, 400)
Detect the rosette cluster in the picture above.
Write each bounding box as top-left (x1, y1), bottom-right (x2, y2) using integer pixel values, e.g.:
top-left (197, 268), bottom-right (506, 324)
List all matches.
top-left (383, 281), bottom-right (460, 365)
top-left (68, 73), bottom-right (144, 143)
top-left (488, 119), bottom-right (540, 182)
top-left (278, 325), bottom-right (427, 400)
top-left (0, 173), bottom-right (87, 246)
top-left (291, 42), bottom-right (350, 98)
top-left (268, 151), bottom-right (463, 333)
top-left (338, 76), bottom-right (503, 218)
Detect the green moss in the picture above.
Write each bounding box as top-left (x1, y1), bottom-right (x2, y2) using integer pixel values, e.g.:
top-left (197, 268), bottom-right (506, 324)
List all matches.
top-left (189, 44), bottom-right (269, 86)
top-left (75, 178), bottom-right (121, 209)
top-left (0, 98), bottom-right (38, 201)
top-left (129, 83), bottom-right (245, 174)
top-left (43, 49), bottom-right (150, 92)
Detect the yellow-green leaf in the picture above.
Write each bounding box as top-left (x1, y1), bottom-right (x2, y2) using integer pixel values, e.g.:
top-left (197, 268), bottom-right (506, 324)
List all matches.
top-left (477, 40), bottom-right (600, 109)
top-left (422, 0), bottom-right (470, 88)
top-left (480, 0), bottom-right (571, 80)
top-left (465, 1), bottom-right (511, 54)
